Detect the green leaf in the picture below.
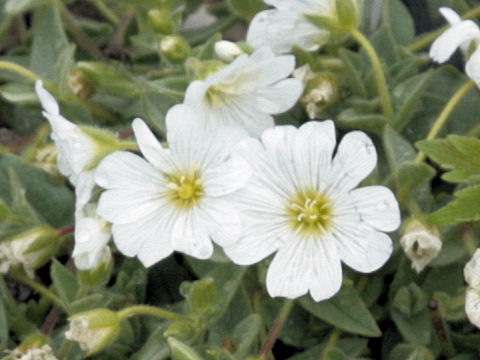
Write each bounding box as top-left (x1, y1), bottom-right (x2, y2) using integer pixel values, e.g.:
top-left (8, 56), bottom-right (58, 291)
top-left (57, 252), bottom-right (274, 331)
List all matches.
top-left (227, 0), bottom-right (266, 20)
top-left (338, 49), bottom-right (367, 97)
top-left (4, 0), bottom-right (46, 14)
top-left (0, 154), bottom-right (74, 227)
top-left (417, 136), bottom-right (480, 184)
top-left (54, 44), bottom-right (76, 99)
top-left (168, 337), bottom-right (202, 360)
top-left (368, 25), bottom-right (400, 67)
top-left (31, 5), bottom-right (68, 79)
top-left (180, 277), bottom-right (219, 319)
top-left (382, 0), bottom-right (415, 45)
top-left (7, 168), bottom-right (41, 226)
top-left (389, 344), bottom-right (435, 360)
top-left (141, 91), bottom-right (178, 135)
top-left (0, 82), bottom-right (38, 105)
top-left (390, 308), bottom-right (432, 346)
top-left (395, 162), bottom-right (435, 204)
top-left (51, 259), bottom-right (79, 306)
top-left (383, 126), bottom-right (416, 169)
top-left (299, 282), bottom-right (381, 337)
top-left (429, 185), bottom-right (480, 225)
top-left (232, 314), bottom-right (261, 358)
top-left (392, 71), bottom-right (434, 131)
top-left (131, 325), bottom-right (170, 360)
top-left (337, 108), bottom-right (387, 135)
top-left (0, 299), bottom-right (8, 352)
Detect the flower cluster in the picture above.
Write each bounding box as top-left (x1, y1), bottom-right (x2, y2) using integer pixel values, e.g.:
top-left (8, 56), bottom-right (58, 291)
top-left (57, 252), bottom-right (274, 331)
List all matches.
top-left (36, 31), bottom-right (400, 302)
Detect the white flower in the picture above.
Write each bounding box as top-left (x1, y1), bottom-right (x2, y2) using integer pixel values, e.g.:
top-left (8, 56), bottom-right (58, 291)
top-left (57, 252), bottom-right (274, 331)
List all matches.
top-left (400, 220), bottom-right (442, 273)
top-left (464, 249), bottom-right (480, 328)
top-left (11, 344), bottom-right (58, 360)
top-left (73, 204), bottom-right (111, 270)
top-left (184, 46), bottom-right (303, 137)
top-left (247, 0), bottom-right (335, 54)
top-left (224, 121), bottom-right (400, 301)
top-left (95, 105), bottom-right (251, 266)
top-left (429, 7), bottom-right (480, 85)
top-left (214, 40), bottom-right (244, 62)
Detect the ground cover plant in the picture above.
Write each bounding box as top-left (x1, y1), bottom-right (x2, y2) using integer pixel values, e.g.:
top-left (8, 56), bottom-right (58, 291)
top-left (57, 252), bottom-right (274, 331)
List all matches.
top-left (2, 0), bottom-right (480, 359)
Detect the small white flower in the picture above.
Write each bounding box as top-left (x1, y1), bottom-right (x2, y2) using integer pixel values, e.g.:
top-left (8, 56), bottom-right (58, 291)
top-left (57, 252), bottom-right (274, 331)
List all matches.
top-left (429, 7), bottom-right (480, 85)
top-left (247, 0), bottom-right (335, 54)
top-left (464, 249), bottom-right (480, 328)
top-left (95, 105), bottom-right (251, 266)
top-left (35, 81), bottom-right (97, 187)
top-left (184, 46), bottom-right (303, 137)
top-left (224, 121), bottom-right (401, 301)
top-left (11, 344), bottom-right (58, 360)
top-left (73, 204), bottom-right (111, 270)
top-left (214, 40), bottom-right (244, 62)
top-left (400, 220), bottom-right (442, 273)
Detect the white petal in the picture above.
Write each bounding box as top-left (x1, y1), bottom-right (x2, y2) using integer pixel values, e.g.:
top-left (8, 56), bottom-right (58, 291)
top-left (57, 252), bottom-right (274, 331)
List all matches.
top-left (328, 131), bottom-right (377, 192)
top-left (439, 7), bottom-right (462, 24)
top-left (466, 287), bottom-right (480, 328)
top-left (137, 232), bottom-right (174, 267)
top-left (429, 19), bottom-right (480, 63)
top-left (35, 81), bottom-right (59, 115)
top-left (74, 171), bottom-right (96, 212)
top-left (183, 81), bottom-right (209, 109)
top-left (111, 210), bottom-right (172, 260)
top-left (466, 47), bottom-right (480, 86)
top-left (171, 212), bottom-right (213, 259)
top-left (464, 249), bottom-right (480, 288)
top-left (349, 186), bottom-right (401, 232)
top-left (199, 198), bottom-right (243, 247)
top-left (166, 104), bottom-right (202, 142)
top-left (73, 216), bottom-right (110, 270)
top-left (254, 78), bottom-right (303, 114)
top-left (132, 118), bottom-right (176, 172)
top-left (223, 220), bottom-right (287, 265)
top-left (203, 157), bottom-right (251, 197)
top-left (293, 121), bottom-right (336, 190)
top-left (332, 220), bottom-right (393, 273)
top-left (95, 151), bottom-right (161, 190)
top-left (266, 235), bottom-right (342, 301)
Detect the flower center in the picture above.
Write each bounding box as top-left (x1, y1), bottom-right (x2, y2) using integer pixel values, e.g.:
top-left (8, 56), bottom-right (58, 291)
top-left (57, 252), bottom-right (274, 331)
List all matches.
top-left (288, 190), bottom-right (333, 235)
top-left (167, 172), bottom-right (204, 209)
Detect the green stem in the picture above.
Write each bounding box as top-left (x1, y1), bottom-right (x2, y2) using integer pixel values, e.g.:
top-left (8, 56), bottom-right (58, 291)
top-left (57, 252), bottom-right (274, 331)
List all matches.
top-left (117, 305), bottom-right (189, 322)
top-left (91, 0), bottom-right (120, 25)
top-left (59, 3), bottom-right (105, 60)
top-left (0, 61), bottom-right (41, 81)
top-left (259, 299), bottom-right (295, 358)
top-left (320, 328), bottom-right (342, 360)
top-left (10, 270), bottom-right (66, 309)
top-left (408, 5), bottom-right (480, 53)
top-left (350, 28), bottom-right (394, 119)
top-left (415, 80), bottom-right (475, 164)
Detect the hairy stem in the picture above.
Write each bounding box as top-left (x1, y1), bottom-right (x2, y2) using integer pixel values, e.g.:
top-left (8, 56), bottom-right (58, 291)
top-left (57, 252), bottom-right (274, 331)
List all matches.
top-left (117, 304), bottom-right (190, 322)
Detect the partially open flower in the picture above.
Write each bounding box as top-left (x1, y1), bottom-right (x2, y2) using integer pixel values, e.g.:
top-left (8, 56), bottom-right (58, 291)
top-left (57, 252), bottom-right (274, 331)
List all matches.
top-left (400, 219), bottom-right (442, 273)
top-left (8, 344), bottom-right (57, 360)
top-left (65, 308), bottom-right (121, 356)
top-left (0, 226), bottom-right (59, 276)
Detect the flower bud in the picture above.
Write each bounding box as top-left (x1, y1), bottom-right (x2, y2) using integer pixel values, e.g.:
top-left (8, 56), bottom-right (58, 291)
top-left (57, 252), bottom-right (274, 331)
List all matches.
top-left (164, 320), bottom-right (199, 341)
top-left (335, 0), bottom-right (363, 30)
top-left (214, 40), bottom-right (244, 62)
top-left (77, 246), bottom-right (112, 289)
top-left (7, 344), bottom-right (57, 360)
top-left (400, 219), bottom-right (442, 273)
top-left (147, 9), bottom-right (174, 34)
top-left (160, 35), bottom-right (191, 63)
top-left (464, 249), bottom-right (480, 328)
top-left (69, 68), bottom-right (95, 100)
top-left (0, 226), bottom-right (59, 276)
top-left (65, 308), bottom-right (121, 356)
top-left (293, 65), bottom-right (339, 119)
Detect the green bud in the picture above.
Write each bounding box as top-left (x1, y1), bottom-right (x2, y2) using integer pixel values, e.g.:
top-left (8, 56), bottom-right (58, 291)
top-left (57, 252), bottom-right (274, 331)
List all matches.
top-left (0, 226), bottom-right (59, 275)
top-left (77, 247), bottom-right (113, 289)
top-left (160, 35), bottom-right (191, 63)
top-left (148, 9), bottom-right (174, 34)
top-left (68, 68), bottom-right (96, 100)
top-left (65, 308), bottom-right (122, 356)
top-left (335, 0), bottom-right (361, 30)
top-left (16, 333), bottom-right (50, 353)
top-left (167, 337), bottom-right (203, 360)
top-left (164, 319), bottom-right (199, 341)
top-left (180, 277), bottom-right (219, 319)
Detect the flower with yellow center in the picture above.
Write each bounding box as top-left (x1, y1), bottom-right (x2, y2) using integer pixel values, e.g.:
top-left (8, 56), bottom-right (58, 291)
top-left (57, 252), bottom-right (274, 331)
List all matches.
top-left (184, 46), bottom-right (303, 137)
top-left (95, 105), bottom-right (251, 266)
top-left (224, 121), bottom-right (400, 301)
